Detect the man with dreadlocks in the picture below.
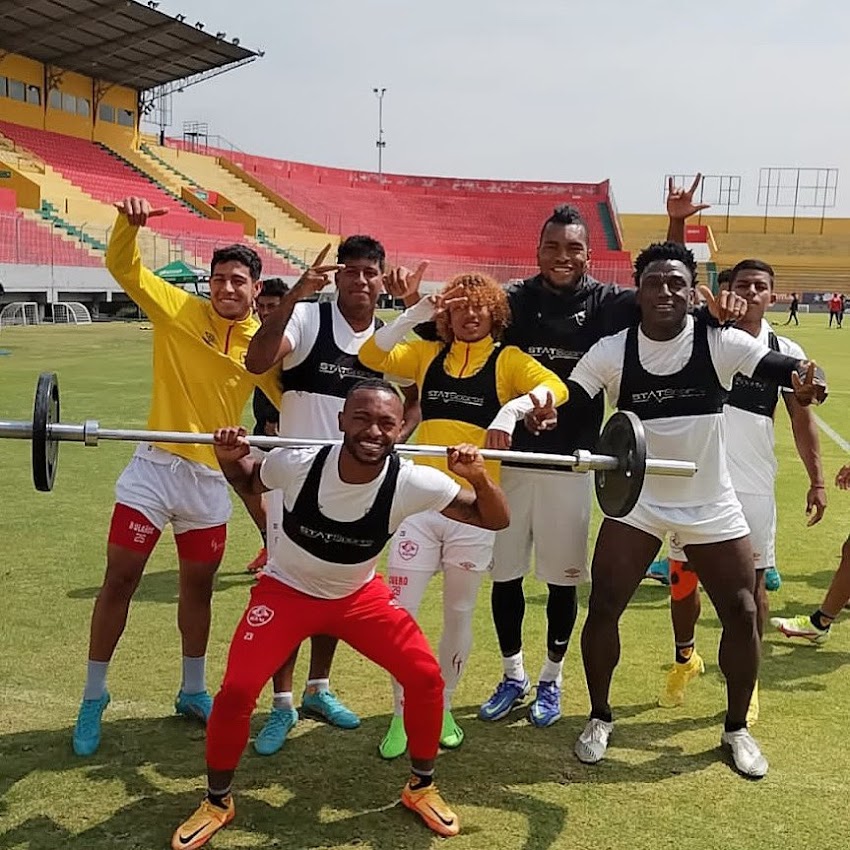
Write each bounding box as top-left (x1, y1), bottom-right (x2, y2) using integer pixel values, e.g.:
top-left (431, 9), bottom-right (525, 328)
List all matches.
top-left (358, 273), bottom-right (567, 759)
top-left (565, 241), bottom-right (827, 779)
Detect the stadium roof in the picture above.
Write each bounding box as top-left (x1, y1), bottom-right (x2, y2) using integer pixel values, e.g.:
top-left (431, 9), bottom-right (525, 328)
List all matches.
top-left (0, 0), bottom-right (260, 91)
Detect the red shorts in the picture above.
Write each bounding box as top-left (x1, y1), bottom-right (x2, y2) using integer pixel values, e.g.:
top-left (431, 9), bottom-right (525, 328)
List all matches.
top-left (206, 575), bottom-right (443, 771)
top-left (108, 504), bottom-right (226, 562)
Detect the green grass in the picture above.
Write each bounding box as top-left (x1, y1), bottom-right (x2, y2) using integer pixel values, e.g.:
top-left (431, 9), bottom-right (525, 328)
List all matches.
top-left (0, 316), bottom-right (848, 850)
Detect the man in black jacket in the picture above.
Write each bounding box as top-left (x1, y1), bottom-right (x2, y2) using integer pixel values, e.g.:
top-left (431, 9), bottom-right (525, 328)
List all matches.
top-left (479, 181), bottom-right (706, 727)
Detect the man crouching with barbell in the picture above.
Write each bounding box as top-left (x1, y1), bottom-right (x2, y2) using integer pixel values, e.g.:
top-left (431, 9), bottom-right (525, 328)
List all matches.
top-left (566, 242), bottom-right (827, 779)
top-left (72, 198), bottom-right (283, 757)
top-left (172, 380), bottom-right (510, 848)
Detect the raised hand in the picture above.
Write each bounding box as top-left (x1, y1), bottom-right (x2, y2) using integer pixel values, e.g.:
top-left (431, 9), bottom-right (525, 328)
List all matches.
top-left (292, 244), bottom-right (345, 300)
top-left (791, 361), bottom-right (827, 407)
top-left (667, 173), bottom-right (711, 220)
top-left (836, 464), bottom-right (850, 490)
top-left (213, 426), bottom-right (251, 462)
top-left (446, 442), bottom-right (487, 482)
top-left (431, 284), bottom-right (469, 317)
top-left (485, 428), bottom-right (512, 450)
top-left (697, 285), bottom-right (747, 323)
top-left (524, 390), bottom-right (557, 435)
top-left (805, 483), bottom-right (827, 526)
top-left (383, 260), bottom-right (429, 304)
top-left (113, 197), bottom-right (168, 227)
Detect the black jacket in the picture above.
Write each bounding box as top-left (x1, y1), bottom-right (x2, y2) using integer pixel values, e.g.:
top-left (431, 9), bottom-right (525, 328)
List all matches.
top-left (502, 274), bottom-right (638, 456)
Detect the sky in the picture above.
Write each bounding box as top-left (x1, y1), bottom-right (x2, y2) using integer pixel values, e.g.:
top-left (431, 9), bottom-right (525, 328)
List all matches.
top-left (151, 0), bottom-right (850, 215)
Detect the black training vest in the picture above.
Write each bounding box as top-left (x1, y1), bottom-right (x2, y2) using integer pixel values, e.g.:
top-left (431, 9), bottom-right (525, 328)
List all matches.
top-left (281, 302), bottom-right (382, 397)
top-left (617, 320), bottom-right (725, 421)
top-left (725, 331), bottom-right (781, 418)
top-left (281, 445), bottom-right (401, 564)
top-left (419, 344), bottom-right (503, 430)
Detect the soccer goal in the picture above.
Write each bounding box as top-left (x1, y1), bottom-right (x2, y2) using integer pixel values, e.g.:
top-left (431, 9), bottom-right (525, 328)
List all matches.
top-left (0, 301), bottom-right (40, 327)
top-left (52, 301), bottom-right (92, 325)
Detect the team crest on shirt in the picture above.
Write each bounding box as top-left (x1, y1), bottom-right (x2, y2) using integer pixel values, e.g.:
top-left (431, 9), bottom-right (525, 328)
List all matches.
top-left (397, 539), bottom-right (419, 561)
top-left (246, 605), bottom-right (275, 627)
top-left (202, 331), bottom-right (216, 348)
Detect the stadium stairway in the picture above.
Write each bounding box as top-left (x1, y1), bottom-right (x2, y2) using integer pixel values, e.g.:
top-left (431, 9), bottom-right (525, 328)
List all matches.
top-left (143, 142), bottom-right (334, 266)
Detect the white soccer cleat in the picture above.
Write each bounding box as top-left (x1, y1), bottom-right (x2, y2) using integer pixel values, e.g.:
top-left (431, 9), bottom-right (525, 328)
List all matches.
top-left (721, 728), bottom-right (768, 778)
top-left (574, 717), bottom-right (614, 764)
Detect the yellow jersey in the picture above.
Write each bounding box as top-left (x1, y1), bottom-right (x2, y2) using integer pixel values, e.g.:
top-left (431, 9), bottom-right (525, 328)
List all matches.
top-left (359, 334), bottom-right (567, 484)
top-left (105, 215), bottom-right (281, 470)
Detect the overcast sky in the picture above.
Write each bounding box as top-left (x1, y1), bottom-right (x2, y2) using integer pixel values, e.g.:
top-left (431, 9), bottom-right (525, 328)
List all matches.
top-left (153, 0), bottom-right (850, 215)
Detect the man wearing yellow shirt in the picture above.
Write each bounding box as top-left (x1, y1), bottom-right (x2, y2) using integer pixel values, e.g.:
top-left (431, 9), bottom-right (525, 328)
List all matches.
top-left (73, 197), bottom-right (281, 757)
top-left (358, 272), bottom-right (567, 757)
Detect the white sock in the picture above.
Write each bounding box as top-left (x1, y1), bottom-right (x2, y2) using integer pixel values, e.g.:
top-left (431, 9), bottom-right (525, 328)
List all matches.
top-left (83, 660), bottom-right (109, 701)
top-left (181, 655), bottom-right (206, 695)
top-left (539, 657), bottom-right (564, 687)
top-left (306, 678), bottom-right (330, 693)
top-left (502, 651), bottom-right (526, 683)
top-left (272, 691), bottom-right (293, 710)
top-left (392, 678), bottom-right (404, 717)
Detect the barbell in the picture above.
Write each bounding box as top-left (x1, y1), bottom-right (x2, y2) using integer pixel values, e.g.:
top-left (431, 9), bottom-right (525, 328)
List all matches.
top-left (0, 372), bottom-right (698, 517)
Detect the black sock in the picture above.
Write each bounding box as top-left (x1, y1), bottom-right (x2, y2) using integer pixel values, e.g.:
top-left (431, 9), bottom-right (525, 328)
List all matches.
top-left (675, 640), bottom-right (695, 665)
top-left (811, 610), bottom-right (834, 631)
top-left (409, 769), bottom-right (434, 789)
top-left (546, 584), bottom-right (578, 659)
top-left (492, 578), bottom-right (525, 657)
top-left (724, 718), bottom-right (747, 733)
top-left (590, 708), bottom-right (613, 724)
top-left (206, 787), bottom-right (231, 808)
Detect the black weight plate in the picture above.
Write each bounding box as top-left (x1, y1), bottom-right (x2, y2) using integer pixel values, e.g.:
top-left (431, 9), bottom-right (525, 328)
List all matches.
top-left (594, 410), bottom-right (646, 518)
top-left (32, 372), bottom-right (59, 492)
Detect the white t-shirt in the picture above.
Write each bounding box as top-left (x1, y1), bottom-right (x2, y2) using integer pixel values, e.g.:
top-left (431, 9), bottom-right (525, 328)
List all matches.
top-left (279, 301), bottom-right (377, 440)
top-left (724, 320), bottom-right (805, 496)
top-left (570, 315), bottom-right (770, 507)
top-left (259, 445), bottom-right (460, 598)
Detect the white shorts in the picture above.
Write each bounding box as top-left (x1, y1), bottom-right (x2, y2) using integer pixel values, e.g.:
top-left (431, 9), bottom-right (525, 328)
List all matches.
top-left (491, 467), bottom-right (591, 585)
top-left (669, 491), bottom-right (774, 569)
top-left (618, 493), bottom-right (750, 551)
top-left (114, 443), bottom-right (232, 535)
top-left (387, 509), bottom-right (496, 574)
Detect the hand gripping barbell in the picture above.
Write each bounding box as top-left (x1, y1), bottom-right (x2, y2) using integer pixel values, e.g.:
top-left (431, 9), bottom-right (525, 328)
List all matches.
top-left (0, 373), bottom-right (698, 517)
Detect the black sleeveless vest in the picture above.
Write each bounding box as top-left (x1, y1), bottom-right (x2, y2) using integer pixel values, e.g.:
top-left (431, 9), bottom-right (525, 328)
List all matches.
top-left (281, 445), bottom-right (401, 564)
top-left (419, 344), bottom-right (503, 430)
top-left (726, 332), bottom-right (781, 418)
top-left (617, 320), bottom-right (725, 421)
top-left (281, 302), bottom-right (382, 397)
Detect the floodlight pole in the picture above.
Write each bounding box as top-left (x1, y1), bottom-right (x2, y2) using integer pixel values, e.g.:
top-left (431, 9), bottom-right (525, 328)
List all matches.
top-left (373, 87), bottom-right (386, 178)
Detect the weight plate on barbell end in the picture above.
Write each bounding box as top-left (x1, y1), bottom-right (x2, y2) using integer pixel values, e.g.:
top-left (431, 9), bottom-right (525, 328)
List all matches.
top-left (32, 372), bottom-right (60, 492)
top-left (594, 410), bottom-right (647, 518)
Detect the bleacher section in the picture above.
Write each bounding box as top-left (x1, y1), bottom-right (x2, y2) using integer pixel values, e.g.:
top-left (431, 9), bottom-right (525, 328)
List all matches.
top-left (166, 140), bottom-right (633, 284)
top-left (0, 123), bottom-right (303, 277)
top-left (621, 213), bottom-right (850, 294)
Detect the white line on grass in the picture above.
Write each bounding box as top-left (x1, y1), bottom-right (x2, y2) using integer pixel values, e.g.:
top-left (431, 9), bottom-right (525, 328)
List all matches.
top-left (814, 414), bottom-right (850, 454)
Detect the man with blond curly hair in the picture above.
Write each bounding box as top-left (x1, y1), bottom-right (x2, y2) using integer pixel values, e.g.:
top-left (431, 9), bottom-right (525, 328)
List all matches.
top-left (359, 272), bottom-right (568, 759)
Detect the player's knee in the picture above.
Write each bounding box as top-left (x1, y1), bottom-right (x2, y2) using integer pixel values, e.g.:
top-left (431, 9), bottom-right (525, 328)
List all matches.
top-left (215, 679), bottom-right (261, 717)
top-left (404, 653), bottom-right (444, 700)
top-left (841, 537), bottom-right (850, 564)
top-left (723, 587), bottom-right (758, 627)
top-left (586, 584), bottom-right (626, 623)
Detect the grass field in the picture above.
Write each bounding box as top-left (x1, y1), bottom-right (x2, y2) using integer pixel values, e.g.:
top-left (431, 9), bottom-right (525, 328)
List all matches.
top-left (0, 316), bottom-right (848, 850)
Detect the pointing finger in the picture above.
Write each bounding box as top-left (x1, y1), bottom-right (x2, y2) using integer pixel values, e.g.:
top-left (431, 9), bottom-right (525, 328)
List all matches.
top-left (311, 244), bottom-right (333, 268)
top-left (689, 173), bottom-right (702, 195)
top-left (697, 284), bottom-right (716, 306)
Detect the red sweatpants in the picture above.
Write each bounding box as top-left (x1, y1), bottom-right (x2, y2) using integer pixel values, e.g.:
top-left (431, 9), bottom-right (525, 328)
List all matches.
top-left (207, 574), bottom-right (444, 770)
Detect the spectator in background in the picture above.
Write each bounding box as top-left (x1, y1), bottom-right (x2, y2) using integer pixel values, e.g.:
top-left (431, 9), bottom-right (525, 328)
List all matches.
top-left (244, 278), bottom-right (290, 575)
top-left (828, 292), bottom-right (843, 328)
top-left (784, 292), bottom-right (799, 326)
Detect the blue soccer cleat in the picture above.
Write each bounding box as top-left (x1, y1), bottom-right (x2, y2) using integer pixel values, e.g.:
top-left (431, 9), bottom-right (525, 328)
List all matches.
top-left (764, 567), bottom-right (782, 592)
top-left (254, 706), bottom-right (299, 755)
top-left (301, 688), bottom-right (360, 729)
top-left (479, 676), bottom-right (531, 721)
top-left (175, 690), bottom-right (213, 724)
top-left (528, 681), bottom-right (562, 727)
top-left (73, 691), bottom-right (110, 756)
top-left (645, 558), bottom-right (671, 585)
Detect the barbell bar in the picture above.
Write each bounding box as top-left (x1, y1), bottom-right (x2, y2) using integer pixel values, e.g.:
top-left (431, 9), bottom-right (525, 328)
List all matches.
top-left (0, 373), bottom-right (698, 517)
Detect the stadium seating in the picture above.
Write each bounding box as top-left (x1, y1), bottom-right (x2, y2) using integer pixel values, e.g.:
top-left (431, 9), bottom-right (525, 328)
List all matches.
top-left (168, 140), bottom-right (633, 283)
top-left (0, 122), bottom-right (243, 243)
top-left (0, 210), bottom-right (102, 266)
